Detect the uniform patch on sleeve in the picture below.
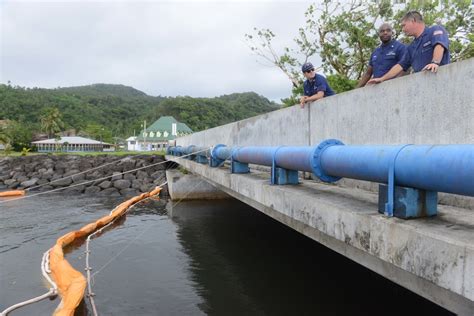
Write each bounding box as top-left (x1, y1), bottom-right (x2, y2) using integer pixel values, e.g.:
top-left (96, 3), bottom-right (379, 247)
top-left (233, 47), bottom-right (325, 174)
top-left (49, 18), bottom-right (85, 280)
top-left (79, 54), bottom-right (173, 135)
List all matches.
top-left (433, 30), bottom-right (444, 36)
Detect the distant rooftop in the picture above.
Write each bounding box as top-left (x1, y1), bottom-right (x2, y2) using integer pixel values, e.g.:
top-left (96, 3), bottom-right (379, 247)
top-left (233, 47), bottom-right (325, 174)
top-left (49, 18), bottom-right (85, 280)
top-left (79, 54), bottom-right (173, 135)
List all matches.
top-left (136, 116), bottom-right (193, 141)
top-left (32, 136), bottom-right (112, 145)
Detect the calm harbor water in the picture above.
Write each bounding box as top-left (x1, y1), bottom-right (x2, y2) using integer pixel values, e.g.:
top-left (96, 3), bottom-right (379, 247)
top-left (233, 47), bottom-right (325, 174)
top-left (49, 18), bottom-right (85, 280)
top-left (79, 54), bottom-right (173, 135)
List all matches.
top-left (0, 194), bottom-right (453, 315)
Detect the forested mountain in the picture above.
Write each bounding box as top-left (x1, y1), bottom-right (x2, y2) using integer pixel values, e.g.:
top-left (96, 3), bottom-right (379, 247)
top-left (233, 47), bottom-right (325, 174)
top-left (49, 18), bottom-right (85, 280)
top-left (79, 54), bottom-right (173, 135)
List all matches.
top-left (0, 83), bottom-right (280, 148)
top-left (57, 84), bottom-right (150, 98)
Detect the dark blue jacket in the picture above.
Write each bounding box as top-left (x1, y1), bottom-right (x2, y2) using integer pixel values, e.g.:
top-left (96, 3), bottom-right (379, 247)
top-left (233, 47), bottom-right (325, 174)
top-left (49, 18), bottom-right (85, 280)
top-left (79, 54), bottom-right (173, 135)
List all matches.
top-left (399, 25), bottom-right (450, 72)
top-left (369, 40), bottom-right (407, 78)
top-left (303, 74), bottom-right (335, 97)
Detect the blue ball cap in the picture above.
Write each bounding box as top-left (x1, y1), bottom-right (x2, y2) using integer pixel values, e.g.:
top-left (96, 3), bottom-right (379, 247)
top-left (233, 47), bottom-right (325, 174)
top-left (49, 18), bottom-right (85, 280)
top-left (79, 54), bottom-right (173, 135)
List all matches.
top-left (301, 62), bottom-right (314, 73)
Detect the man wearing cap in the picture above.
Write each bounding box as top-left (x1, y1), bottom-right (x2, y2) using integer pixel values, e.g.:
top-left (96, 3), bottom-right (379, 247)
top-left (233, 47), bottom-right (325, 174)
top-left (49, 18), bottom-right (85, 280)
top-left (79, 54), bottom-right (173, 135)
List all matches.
top-left (368, 11), bottom-right (450, 84)
top-left (357, 23), bottom-right (407, 88)
top-left (299, 62), bottom-right (335, 108)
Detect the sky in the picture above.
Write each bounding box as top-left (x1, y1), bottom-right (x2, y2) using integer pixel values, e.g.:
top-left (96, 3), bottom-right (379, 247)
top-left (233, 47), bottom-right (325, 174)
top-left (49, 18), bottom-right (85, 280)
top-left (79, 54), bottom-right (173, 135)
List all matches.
top-left (0, 0), bottom-right (321, 102)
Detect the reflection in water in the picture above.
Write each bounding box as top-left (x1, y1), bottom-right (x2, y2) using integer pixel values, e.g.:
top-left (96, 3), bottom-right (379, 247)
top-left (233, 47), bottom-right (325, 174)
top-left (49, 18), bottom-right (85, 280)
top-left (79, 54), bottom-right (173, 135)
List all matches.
top-left (1, 195), bottom-right (453, 315)
top-left (169, 199), bottom-right (453, 316)
top-left (64, 215), bottom-right (127, 256)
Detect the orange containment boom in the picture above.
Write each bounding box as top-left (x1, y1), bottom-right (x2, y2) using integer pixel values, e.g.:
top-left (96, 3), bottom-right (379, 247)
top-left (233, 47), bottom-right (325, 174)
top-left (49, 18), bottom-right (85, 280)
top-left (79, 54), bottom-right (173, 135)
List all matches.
top-left (0, 190), bottom-right (26, 197)
top-left (48, 186), bottom-right (162, 316)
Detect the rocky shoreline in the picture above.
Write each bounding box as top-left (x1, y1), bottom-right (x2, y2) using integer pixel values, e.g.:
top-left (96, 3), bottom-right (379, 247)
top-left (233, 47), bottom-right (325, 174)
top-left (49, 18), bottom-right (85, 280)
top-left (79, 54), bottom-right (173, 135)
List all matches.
top-left (0, 155), bottom-right (172, 197)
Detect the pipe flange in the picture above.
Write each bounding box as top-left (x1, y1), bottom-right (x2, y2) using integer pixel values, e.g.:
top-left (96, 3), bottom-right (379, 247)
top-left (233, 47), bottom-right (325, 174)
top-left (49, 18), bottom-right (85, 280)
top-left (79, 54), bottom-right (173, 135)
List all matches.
top-left (312, 139), bottom-right (344, 183)
top-left (211, 144), bottom-right (227, 159)
top-left (187, 145), bottom-right (196, 154)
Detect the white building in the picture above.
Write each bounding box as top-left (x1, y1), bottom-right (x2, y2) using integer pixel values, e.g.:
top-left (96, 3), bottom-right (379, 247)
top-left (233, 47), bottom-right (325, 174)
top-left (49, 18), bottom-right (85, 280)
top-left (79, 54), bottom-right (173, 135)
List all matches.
top-left (126, 136), bottom-right (140, 151)
top-left (32, 136), bottom-right (114, 152)
top-left (128, 116), bottom-right (192, 151)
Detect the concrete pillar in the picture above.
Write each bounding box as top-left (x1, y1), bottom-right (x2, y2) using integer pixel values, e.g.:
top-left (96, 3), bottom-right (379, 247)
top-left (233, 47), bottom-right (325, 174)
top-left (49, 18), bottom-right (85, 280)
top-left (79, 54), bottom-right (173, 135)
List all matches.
top-left (166, 169), bottom-right (231, 201)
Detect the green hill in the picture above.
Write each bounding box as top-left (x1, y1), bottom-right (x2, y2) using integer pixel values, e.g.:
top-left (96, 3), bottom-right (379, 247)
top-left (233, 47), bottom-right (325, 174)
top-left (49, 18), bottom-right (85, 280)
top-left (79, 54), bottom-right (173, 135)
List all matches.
top-left (56, 83), bottom-right (150, 98)
top-left (0, 83), bottom-right (280, 148)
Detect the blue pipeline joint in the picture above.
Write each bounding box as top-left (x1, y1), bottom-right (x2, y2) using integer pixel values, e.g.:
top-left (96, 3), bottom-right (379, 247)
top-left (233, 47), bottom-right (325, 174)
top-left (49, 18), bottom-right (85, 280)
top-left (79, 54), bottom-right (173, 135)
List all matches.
top-left (210, 145), bottom-right (250, 173)
top-left (210, 144), bottom-right (232, 168)
top-left (183, 145), bottom-right (210, 164)
top-left (310, 139), bottom-right (431, 219)
top-left (175, 146), bottom-right (184, 156)
top-left (310, 139), bottom-right (345, 183)
top-left (313, 139), bottom-right (474, 218)
top-left (167, 146), bottom-right (183, 156)
top-left (172, 140), bottom-right (474, 219)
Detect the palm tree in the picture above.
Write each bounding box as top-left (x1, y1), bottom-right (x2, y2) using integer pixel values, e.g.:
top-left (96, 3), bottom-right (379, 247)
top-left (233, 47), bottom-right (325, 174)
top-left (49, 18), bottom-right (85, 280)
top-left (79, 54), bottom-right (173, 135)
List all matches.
top-left (0, 127), bottom-right (10, 143)
top-left (0, 129), bottom-right (11, 155)
top-left (40, 107), bottom-right (64, 138)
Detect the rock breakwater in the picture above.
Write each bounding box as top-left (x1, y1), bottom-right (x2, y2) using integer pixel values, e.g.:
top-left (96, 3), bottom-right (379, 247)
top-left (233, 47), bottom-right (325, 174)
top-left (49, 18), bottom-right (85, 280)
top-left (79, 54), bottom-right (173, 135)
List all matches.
top-left (0, 155), bottom-right (171, 197)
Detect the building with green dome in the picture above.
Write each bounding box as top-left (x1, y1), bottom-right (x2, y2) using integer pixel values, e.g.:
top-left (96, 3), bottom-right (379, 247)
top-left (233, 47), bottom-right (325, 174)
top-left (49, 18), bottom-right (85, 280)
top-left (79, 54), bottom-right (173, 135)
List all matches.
top-left (128, 116), bottom-right (193, 151)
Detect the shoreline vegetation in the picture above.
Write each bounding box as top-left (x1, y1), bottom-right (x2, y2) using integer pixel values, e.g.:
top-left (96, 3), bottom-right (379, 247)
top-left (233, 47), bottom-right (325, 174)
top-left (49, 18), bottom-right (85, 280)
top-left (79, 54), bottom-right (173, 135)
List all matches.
top-left (0, 83), bottom-right (280, 152)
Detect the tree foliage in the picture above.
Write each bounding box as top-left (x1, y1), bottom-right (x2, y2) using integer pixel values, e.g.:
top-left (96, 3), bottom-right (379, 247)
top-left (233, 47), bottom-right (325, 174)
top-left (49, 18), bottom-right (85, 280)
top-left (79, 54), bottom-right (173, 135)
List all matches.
top-left (245, 0), bottom-right (473, 106)
top-left (0, 121), bottom-right (32, 151)
top-left (81, 123), bottom-right (113, 144)
top-left (0, 126), bottom-right (9, 145)
top-left (0, 84), bottom-right (280, 149)
top-left (40, 107), bottom-right (64, 138)
top-left (393, 0), bottom-right (473, 62)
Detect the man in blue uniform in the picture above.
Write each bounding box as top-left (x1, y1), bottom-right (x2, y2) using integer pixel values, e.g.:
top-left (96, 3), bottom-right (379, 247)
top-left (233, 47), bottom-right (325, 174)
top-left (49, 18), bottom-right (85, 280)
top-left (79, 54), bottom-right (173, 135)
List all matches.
top-left (357, 23), bottom-right (407, 87)
top-left (299, 62), bottom-right (335, 108)
top-left (368, 11), bottom-right (450, 84)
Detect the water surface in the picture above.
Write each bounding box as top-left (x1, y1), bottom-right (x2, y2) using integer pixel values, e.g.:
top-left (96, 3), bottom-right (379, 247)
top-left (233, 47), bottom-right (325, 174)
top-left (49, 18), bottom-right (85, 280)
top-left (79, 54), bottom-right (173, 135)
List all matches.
top-left (0, 194), bottom-right (453, 315)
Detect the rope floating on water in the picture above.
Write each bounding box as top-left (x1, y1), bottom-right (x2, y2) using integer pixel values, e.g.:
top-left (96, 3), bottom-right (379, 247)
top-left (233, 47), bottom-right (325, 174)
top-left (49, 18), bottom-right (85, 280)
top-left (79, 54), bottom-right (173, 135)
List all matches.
top-left (0, 149), bottom-right (210, 316)
top-left (84, 180), bottom-right (167, 316)
top-left (47, 185), bottom-right (163, 316)
top-left (0, 251), bottom-right (58, 316)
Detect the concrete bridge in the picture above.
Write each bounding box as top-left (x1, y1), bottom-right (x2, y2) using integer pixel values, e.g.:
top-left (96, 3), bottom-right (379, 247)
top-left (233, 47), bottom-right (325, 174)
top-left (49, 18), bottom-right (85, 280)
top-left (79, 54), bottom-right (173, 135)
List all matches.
top-left (165, 59), bottom-right (474, 315)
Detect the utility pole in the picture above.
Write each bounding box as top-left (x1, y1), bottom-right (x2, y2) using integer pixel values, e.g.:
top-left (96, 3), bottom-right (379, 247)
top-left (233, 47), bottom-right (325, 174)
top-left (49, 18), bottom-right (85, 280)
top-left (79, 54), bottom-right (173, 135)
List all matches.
top-left (100, 127), bottom-right (104, 152)
top-left (143, 120), bottom-right (147, 151)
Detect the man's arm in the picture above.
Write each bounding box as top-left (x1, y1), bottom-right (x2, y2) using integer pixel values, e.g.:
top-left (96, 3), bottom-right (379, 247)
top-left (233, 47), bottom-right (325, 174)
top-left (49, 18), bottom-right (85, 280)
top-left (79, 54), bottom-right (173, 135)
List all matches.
top-left (301, 91), bottom-right (324, 108)
top-left (423, 25), bottom-right (449, 73)
top-left (367, 64), bottom-right (403, 84)
top-left (422, 44), bottom-right (445, 73)
top-left (356, 66), bottom-right (373, 88)
top-left (300, 95), bottom-right (307, 107)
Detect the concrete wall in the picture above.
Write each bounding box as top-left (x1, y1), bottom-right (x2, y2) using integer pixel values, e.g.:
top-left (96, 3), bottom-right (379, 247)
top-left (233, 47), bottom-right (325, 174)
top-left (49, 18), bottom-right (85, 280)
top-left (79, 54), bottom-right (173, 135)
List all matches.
top-left (177, 104), bottom-right (311, 147)
top-left (176, 58), bottom-right (474, 208)
top-left (310, 60), bottom-right (474, 145)
top-left (166, 169), bottom-right (231, 200)
top-left (177, 58), bottom-right (473, 147)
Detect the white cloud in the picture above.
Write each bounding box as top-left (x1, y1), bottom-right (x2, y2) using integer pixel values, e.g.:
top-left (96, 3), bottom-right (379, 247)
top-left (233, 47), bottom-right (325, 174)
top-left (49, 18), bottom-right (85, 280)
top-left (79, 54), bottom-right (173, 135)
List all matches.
top-left (0, 0), bottom-right (322, 102)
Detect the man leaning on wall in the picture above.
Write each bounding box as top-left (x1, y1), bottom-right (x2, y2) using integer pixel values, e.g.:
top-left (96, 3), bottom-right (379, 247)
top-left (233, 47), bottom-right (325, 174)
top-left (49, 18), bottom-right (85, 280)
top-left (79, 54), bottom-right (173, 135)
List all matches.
top-left (299, 62), bottom-right (336, 108)
top-left (368, 10), bottom-right (450, 85)
top-left (357, 23), bottom-right (407, 88)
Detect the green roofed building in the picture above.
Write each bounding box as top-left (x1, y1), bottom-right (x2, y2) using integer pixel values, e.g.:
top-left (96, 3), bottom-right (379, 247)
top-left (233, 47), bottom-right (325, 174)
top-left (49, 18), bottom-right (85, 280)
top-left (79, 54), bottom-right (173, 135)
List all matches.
top-left (130, 116), bottom-right (193, 151)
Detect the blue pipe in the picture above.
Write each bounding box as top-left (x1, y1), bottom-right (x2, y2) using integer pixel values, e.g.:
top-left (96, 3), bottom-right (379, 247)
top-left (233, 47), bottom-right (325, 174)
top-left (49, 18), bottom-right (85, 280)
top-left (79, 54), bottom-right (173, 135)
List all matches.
top-left (175, 146), bottom-right (184, 156)
top-left (171, 141), bottom-right (474, 197)
top-left (167, 146), bottom-right (178, 155)
top-left (212, 144), bottom-right (233, 161)
top-left (232, 146), bottom-right (316, 173)
top-left (319, 143), bottom-right (474, 196)
top-left (184, 145), bottom-right (210, 157)
top-left (183, 145), bottom-right (196, 155)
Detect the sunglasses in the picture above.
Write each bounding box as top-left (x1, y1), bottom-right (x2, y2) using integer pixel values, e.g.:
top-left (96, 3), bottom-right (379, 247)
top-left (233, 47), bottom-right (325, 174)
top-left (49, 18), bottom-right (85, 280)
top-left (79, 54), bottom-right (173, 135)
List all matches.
top-left (304, 69), bottom-right (315, 74)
